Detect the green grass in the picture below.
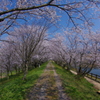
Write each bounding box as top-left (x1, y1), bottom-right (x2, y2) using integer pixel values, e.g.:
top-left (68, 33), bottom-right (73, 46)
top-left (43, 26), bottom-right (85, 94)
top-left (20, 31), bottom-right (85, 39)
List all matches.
top-left (53, 63), bottom-right (100, 100)
top-left (0, 62), bottom-right (47, 100)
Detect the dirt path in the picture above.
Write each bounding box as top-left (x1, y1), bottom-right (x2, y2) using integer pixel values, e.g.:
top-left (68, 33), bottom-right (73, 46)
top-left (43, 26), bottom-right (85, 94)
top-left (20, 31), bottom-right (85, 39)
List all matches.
top-left (70, 70), bottom-right (100, 90)
top-left (27, 62), bottom-right (70, 100)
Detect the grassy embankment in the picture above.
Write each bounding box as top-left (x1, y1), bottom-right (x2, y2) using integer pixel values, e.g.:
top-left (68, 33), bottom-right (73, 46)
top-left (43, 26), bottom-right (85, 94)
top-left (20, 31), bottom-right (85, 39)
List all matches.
top-left (0, 62), bottom-right (47, 100)
top-left (53, 63), bottom-right (100, 100)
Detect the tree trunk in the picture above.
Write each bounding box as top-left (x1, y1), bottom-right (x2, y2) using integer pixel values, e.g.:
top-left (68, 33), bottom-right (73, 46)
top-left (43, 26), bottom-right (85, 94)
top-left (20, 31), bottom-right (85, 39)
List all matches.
top-left (10, 70), bottom-right (12, 76)
top-left (18, 67), bottom-right (20, 73)
top-left (7, 70), bottom-right (9, 79)
top-left (23, 64), bottom-right (28, 80)
top-left (14, 66), bottom-right (18, 74)
top-left (0, 69), bottom-right (2, 79)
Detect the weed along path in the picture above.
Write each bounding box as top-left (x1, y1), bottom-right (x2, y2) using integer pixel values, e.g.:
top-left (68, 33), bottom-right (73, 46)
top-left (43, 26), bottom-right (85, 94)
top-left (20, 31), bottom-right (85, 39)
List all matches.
top-left (27, 62), bottom-right (70, 100)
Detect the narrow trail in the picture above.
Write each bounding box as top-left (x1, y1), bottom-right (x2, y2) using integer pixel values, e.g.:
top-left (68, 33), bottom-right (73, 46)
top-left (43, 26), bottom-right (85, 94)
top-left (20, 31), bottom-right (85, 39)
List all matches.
top-left (27, 62), bottom-right (70, 100)
top-left (71, 70), bottom-right (100, 90)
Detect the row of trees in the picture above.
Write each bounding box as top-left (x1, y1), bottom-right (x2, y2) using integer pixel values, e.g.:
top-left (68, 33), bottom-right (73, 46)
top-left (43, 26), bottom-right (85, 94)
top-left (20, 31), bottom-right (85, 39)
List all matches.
top-left (0, 24), bottom-right (100, 80)
top-left (50, 30), bottom-right (100, 77)
top-left (0, 23), bottom-right (50, 80)
top-left (0, 0), bottom-right (100, 80)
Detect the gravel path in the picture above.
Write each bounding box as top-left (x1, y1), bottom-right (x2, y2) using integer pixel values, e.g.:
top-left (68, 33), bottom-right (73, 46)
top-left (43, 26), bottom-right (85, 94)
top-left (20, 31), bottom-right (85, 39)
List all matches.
top-left (52, 64), bottom-right (70, 100)
top-left (27, 62), bottom-right (70, 100)
top-left (70, 70), bottom-right (100, 90)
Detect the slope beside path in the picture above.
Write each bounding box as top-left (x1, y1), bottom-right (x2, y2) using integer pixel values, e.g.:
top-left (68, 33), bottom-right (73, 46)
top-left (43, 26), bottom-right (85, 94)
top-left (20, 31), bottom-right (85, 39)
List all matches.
top-left (27, 62), bottom-right (70, 100)
top-left (71, 70), bottom-right (100, 90)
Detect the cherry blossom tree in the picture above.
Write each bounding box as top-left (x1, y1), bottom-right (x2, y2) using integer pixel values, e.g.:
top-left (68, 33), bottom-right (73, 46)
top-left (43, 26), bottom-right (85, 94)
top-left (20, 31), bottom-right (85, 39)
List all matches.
top-left (46, 28), bottom-right (100, 78)
top-left (0, 42), bottom-right (16, 79)
top-left (9, 24), bottom-right (48, 80)
top-left (0, 0), bottom-right (99, 36)
top-left (62, 29), bottom-right (100, 77)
